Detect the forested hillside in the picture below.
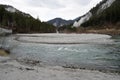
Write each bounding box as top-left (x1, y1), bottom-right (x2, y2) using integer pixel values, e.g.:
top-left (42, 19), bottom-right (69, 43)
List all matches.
top-left (0, 5), bottom-right (56, 33)
top-left (81, 0), bottom-right (120, 29)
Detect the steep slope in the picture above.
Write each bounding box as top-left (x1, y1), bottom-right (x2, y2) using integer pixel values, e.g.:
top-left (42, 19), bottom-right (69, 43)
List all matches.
top-left (0, 4), bottom-right (56, 33)
top-left (81, 0), bottom-right (120, 28)
top-left (47, 18), bottom-right (74, 27)
top-left (73, 0), bottom-right (118, 27)
top-left (73, 12), bottom-right (92, 27)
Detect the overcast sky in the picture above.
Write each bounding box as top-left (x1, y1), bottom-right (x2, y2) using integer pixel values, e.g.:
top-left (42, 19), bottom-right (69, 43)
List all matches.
top-left (0, 0), bottom-right (102, 21)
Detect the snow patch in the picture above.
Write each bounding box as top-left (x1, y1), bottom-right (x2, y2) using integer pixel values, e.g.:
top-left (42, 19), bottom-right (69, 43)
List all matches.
top-left (5, 7), bottom-right (16, 13)
top-left (73, 12), bottom-right (92, 27)
top-left (60, 24), bottom-right (63, 27)
top-left (53, 22), bottom-right (64, 27)
top-left (53, 23), bottom-right (57, 27)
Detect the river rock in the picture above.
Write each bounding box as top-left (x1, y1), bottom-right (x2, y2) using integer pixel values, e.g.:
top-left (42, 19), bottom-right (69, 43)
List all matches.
top-left (0, 28), bottom-right (12, 36)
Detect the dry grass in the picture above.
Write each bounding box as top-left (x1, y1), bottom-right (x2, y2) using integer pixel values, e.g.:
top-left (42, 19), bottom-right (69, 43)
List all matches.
top-left (86, 29), bottom-right (120, 35)
top-left (0, 49), bottom-right (9, 56)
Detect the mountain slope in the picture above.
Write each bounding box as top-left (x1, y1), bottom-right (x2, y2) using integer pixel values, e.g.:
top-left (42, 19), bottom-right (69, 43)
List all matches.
top-left (81, 0), bottom-right (120, 28)
top-left (73, 12), bottom-right (92, 27)
top-left (0, 4), bottom-right (56, 33)
top-left (47, 18), bottom-right (74, 27)
top-left (73, 0), bottom-right (119, 28)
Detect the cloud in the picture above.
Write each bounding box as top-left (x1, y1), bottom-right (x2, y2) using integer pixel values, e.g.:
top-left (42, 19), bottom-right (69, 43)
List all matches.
top-left (75, 0), bottom-right (91, 5)
top-left (25, 0), bottom-right (65, 9)
top-left (0, 0), bottom-right (102, 21)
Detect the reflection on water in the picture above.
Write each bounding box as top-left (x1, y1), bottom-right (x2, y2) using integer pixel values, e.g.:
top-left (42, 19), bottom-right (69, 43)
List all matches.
top-left (1, 35), bottom-right (120, 72)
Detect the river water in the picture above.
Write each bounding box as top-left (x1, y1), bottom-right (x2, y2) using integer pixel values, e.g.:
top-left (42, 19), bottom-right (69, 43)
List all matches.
top-left (0, 34), bottom-right (120, 72)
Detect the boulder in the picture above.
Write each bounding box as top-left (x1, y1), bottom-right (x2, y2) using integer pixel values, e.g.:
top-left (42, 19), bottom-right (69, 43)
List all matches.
top-left (0, 28), bottom-right (12, 36)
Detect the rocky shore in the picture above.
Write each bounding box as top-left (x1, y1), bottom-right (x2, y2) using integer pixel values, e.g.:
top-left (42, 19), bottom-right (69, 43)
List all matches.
top-left (0, 49), bottom-right (9, 56)
top-left (0, 28), bottom-right (12, 56)
top-left (0, 27), bottom-right (120, 80)
top-left (0, 56), bottom-right (120, 80)
top-left (85, 29), bottom-right (120, 35)
top-left (0, 28), bottom-right (12, 36)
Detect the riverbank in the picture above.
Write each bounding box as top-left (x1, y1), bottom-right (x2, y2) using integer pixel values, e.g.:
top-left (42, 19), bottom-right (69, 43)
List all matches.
top-left (0, 49), bottom-right (9, 56)
top-left (59, 27), bottom-right (120, 35)
top-left (0, 32), bottom-right (120, 80)
top-left (0, 28), bottom-right (12, 36)
top-left (84, 29), bottom-right (120, 35)
top-left (0, 56), bottom-right (120, 80)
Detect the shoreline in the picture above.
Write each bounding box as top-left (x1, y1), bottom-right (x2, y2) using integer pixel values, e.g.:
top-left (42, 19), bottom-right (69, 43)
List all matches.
top-left (71, 28), bottom-right (120, 35)
top-left (0, 56), bottom-right (120, 80)
top-left (0, 48), bottom-right (10, 56)
top-left (0, 33), bottom-right (120, 80)
top-left (0, 34), bottom-right (119, 73)
top-left (15, 33), bottom-right (113, 44)
top-left (84, 29), bottom-right (120, 35)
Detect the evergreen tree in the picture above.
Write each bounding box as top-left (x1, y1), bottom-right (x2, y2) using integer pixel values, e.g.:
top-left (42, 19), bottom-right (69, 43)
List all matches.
top-left (0, 5), bottom-right (56, 33)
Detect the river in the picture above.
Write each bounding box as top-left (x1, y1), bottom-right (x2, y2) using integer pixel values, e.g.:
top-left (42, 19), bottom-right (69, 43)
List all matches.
top-left (0, 34), bottom-right (120, 72)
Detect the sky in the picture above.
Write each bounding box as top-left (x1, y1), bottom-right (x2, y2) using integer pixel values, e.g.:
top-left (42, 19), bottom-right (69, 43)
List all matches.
top-left (0, 0), bottom-right (102, 21)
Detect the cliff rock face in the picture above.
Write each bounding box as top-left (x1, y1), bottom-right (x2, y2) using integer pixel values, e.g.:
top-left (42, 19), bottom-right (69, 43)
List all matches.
top-left (73, 12), bottom-right (92, 27)
top-left (73, 0), bottom-right (118, 27)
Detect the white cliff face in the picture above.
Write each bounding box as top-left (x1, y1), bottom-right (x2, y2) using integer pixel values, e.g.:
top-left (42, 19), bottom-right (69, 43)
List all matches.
top-left (73, 12), bottom-right (92, 27)
top-left (73, 0), bottom-right (115, 27)
top-left (97, 0), bottom-right (116, 14)
top-left (53, 23), bottom-right (57, 27)
top-left (5, 7), bottom-right (16, 13)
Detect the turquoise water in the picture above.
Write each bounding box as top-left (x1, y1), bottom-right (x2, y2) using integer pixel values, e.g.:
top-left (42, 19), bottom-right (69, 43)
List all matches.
top-left (8, 35), bottom-right (120, 72)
